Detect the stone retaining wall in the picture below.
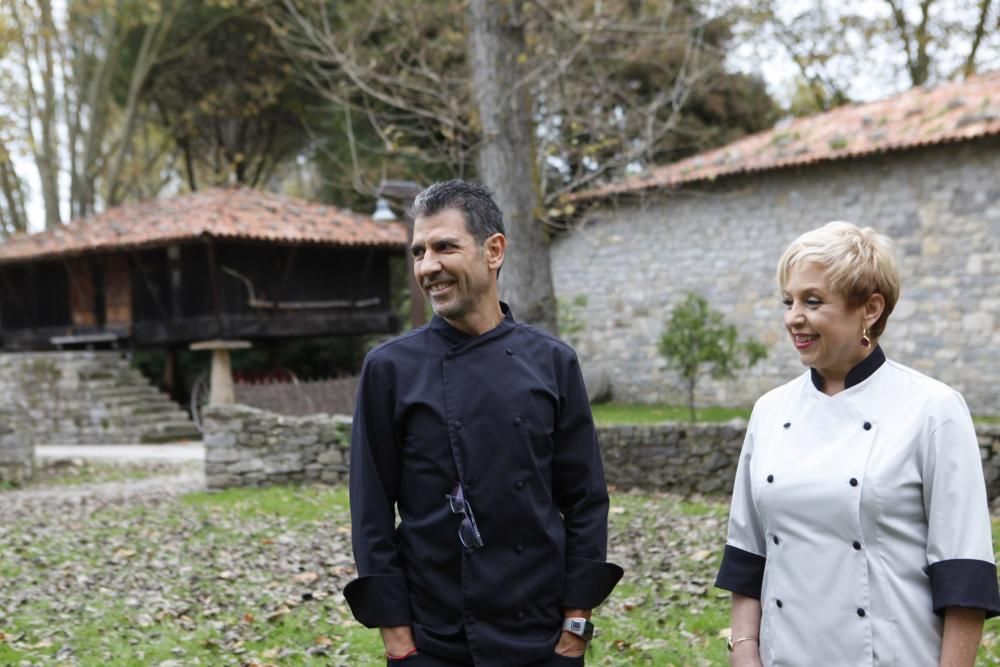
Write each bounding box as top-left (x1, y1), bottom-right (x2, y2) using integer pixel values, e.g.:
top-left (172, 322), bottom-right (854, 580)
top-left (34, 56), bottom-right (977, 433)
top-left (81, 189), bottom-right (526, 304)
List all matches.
top-left (0, 408), bottom-right (33, 485)
top-left (203, 406), bottom-right (1000, 501)
top-left (202, 405), bottom-right (351, 490)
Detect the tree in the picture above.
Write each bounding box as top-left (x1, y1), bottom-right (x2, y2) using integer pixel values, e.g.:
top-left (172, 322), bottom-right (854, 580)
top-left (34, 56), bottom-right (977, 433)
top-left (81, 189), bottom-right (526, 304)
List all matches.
top-left (269, 0), bottom-right (777, 329)
top-left (734, 0), bottom-right (1000, 113)
top-left (658, 293), bottom-right (767, 421)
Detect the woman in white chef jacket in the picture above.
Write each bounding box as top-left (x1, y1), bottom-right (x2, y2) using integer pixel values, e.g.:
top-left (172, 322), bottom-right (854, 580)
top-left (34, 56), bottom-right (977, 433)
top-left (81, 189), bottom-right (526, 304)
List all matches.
top-left (716, 222), bottom-right (1000, 667)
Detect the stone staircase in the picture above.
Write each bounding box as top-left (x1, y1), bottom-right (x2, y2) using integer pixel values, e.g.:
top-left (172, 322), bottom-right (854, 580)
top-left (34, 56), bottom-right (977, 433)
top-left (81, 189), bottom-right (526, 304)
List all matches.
top-left (0, 351), bottom-right (200, 444)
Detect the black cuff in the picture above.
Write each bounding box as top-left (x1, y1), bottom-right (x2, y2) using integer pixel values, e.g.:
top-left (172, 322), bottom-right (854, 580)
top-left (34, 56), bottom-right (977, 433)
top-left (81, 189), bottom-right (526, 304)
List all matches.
top-left (927, 558), bottom-right (1000, 618)
top-left (344, 574), bottom-right (413, 627)
top-left (561, 557), bottom-right (625, 609)
top-left (715, 545), bottom-right (766, 599)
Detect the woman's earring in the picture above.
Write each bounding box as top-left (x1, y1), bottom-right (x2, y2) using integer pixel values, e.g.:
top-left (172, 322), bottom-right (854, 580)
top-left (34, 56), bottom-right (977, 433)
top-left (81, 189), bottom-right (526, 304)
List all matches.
top-left (861, 327), bottom-right (872, 348)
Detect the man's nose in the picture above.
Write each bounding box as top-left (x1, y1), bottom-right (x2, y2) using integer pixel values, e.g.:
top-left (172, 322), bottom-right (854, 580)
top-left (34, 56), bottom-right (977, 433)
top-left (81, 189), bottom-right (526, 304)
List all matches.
top-left (416, 252), bottom-right (442, 277)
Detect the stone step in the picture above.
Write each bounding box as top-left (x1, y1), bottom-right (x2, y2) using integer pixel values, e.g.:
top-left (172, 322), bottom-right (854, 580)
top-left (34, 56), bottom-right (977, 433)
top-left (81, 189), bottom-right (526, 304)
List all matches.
top-left (140, 421), bottom-right (202, 444)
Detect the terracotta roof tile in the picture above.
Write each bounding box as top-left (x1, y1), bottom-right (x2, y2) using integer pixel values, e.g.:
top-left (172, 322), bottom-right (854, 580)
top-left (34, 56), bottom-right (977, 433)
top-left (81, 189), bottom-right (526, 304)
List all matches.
top-left (0, 187), bottom-right (407, 263)
top-left (572, 70), bottom-right (1000, 202)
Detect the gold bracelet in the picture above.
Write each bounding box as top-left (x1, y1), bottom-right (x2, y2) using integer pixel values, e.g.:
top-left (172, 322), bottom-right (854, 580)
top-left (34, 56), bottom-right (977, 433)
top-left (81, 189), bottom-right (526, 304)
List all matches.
top-left (727, 635), bottom-right (759, 652)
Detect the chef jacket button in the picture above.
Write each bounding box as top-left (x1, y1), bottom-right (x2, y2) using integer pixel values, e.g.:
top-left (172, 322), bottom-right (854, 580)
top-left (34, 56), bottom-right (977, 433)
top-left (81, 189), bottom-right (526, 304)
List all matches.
top-left (783, 422), bottom-right (791, 429)
top-left (453, 420), bottom-right (462, 430)
top-left (467, 615), bottom-right (476, 624)
top-left (514, 544), bottom-right (524, 553)
top-left (853, 541), bottom-right (862, 550)
top-left (505, 348), bottom-right (514, 356)
top-left (775, 599), bottom-right (783, 608)
top-left (766, 474), bottom-right (774, 483)
top-left (513, 416), bottom-right (523, 425)
top-left (849, 477), bottom-right (858, 487)
top-left (445, 351), bottom-right (455, 359)
top-left (516, 610), bottom-right (525, 620)
top-left (857, 608), bottom-right (866, 617)
top-left (863, 421), bottom-right (872, 430)
top-left (514, 480), bottom-right (526, 490)
top-left (773, 535), bottom-right (780, 545)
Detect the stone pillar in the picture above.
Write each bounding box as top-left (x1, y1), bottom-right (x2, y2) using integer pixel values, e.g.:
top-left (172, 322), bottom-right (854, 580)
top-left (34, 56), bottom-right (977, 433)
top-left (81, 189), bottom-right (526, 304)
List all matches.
top-left (189, 340), bottom-right (251, 406)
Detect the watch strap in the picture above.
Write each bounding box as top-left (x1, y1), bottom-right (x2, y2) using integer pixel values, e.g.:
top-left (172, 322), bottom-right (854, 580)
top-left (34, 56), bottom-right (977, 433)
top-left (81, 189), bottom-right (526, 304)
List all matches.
top-left (562, 617), bottom-right (594, 641)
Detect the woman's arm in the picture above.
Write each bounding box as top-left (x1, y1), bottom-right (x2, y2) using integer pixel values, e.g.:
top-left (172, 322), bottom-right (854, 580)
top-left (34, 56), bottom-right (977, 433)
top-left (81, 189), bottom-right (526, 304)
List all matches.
top-left (939, 607), bottom-right (985, 667)
top-left (730, 593), bottom-right (763, 667)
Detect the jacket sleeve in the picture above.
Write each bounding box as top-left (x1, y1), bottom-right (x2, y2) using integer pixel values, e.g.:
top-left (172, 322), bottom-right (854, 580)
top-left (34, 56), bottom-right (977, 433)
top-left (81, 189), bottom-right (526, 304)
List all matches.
top-left (343, 354), bottom-right (412, 628)
top-left (922, 390), bottom-right (1000, 618)
top-left (715, 407), bottom-right (767, 599)
top-left (553, 352), bottom-right (624, 610)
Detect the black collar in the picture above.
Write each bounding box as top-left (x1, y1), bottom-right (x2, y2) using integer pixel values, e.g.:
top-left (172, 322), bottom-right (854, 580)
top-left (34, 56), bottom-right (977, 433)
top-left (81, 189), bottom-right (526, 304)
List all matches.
top-left (810, 345), bottom-right (886, 392)
top-left (429, 302), bottom-right (514, 343)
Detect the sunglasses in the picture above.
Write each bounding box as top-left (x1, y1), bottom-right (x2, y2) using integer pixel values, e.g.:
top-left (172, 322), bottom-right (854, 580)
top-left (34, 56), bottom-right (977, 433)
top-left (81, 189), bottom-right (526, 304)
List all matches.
top-left (446, 484), bottom-right (484, 550)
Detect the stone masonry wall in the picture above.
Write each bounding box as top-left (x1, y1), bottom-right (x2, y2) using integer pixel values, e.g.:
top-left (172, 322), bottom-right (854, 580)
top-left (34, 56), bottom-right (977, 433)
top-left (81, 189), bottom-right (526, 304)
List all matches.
top-left (550, 139), bottom-right (1000, 415)
top-left (0, 407), bottom-right (33, 485)
top-left (202, 405), bottom-right (351, 490)
top-left (203, 407), bottom-right (1000, 501)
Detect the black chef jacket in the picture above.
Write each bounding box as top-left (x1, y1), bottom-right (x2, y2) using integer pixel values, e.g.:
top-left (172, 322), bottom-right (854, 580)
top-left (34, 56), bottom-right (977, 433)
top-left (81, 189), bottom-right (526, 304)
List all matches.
top-left (344, 304), bottom-right (623, 667)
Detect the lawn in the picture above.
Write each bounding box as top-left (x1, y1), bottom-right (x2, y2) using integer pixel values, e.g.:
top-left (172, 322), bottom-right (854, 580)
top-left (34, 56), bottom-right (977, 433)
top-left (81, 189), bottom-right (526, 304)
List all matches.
top-left (2, 481), bottom-right (1000, 666)
top-left (591, 403), bottom-right (750, 424)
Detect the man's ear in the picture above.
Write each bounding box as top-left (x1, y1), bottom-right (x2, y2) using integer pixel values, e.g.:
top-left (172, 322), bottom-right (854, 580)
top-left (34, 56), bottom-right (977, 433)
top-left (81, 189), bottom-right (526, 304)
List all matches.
top-left (864, 292), bottom-right (885, 329)
top-left (484, 233), bottom-right (506, 272)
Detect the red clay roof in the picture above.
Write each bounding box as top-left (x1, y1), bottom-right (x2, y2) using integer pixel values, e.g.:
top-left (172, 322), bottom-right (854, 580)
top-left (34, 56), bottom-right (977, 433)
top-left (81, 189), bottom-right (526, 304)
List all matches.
top-left (573, 70), bottom-right (1000, 202)
top-left (0, 187), bottom-right (407, 263)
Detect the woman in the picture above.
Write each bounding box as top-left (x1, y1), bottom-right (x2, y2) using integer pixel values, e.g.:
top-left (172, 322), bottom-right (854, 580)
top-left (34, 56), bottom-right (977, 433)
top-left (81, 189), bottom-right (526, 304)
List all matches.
top-left (716, 221), bottom-right (1000, 666)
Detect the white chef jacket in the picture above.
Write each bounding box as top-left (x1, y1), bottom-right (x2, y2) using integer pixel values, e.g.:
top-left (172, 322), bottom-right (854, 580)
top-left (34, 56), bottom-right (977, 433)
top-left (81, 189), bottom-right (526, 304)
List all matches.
top-left (716, 347), bottom-right (1000, 666)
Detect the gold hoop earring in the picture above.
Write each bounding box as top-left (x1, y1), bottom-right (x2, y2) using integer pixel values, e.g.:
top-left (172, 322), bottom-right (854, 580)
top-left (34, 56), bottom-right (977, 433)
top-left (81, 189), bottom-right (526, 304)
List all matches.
top-left (861, 327), bottom-right (872, 348)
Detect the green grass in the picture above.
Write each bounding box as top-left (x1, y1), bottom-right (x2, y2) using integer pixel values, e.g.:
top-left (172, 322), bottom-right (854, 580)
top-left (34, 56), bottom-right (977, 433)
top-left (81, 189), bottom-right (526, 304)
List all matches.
top-left (4, 485), bottom-right (1000, 665)
top-left (591, 403), bottom-right (750, 425)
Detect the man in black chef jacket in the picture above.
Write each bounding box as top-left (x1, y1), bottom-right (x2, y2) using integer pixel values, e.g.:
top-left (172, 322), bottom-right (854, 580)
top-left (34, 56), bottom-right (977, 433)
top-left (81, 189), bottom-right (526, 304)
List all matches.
top-left (344, 180), bottom-right (622, 667)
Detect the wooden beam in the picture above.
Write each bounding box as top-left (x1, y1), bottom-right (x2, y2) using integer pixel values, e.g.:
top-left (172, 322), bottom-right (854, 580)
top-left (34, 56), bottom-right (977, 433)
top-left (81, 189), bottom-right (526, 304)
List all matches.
top-left (203, 237), bottom-right (224, 335)
top-left (128, 250), bottom-right (171, 321)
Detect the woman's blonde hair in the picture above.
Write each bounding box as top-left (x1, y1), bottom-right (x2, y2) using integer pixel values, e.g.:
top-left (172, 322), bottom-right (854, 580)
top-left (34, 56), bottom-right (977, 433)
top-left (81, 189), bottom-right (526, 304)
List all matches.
top-left (776, 221), bottom-right (900, 338)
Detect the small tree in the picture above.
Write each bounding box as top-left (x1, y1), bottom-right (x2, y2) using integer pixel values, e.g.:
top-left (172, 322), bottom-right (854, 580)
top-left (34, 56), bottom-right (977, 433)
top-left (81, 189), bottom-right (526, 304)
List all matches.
top-left (658, 293), bottom-right (767, 421)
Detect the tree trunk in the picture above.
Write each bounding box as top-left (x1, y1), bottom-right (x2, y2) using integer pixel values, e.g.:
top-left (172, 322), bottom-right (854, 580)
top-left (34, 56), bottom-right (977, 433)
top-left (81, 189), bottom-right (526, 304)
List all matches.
top-left (38, 0), bottom-right (62, 228)
top-left (467, 0), bottom-right (558, 334)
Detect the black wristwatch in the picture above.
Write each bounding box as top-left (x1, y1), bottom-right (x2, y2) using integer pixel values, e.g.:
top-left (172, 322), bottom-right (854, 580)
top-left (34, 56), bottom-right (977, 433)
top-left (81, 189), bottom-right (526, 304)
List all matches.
top-left (562, 617), bottom-right (594, 641)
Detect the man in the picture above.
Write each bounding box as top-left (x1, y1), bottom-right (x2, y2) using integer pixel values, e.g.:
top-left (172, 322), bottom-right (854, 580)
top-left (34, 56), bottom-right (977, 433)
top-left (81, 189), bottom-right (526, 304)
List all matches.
top-left (344, 180), bottom-right (622, 667)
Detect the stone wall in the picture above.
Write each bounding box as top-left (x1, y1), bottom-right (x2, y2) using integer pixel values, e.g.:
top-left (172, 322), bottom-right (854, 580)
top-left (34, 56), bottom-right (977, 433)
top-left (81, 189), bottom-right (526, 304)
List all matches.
top-left (202, 405), bottom-right (351, 490)
top-left (0, 408), bottom-right (33, 485)
top-left (0, 352), bottom-right (198, 444)
top-left (550, 139), bottom-right (1000, 415)
top-left (202, 406), bottom-right (1000, 501)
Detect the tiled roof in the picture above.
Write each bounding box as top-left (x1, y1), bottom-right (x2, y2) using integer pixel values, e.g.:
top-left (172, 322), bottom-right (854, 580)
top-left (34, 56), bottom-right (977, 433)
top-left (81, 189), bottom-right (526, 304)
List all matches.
top-left (573, 70), bottom-right (1000, 202)
top-left (0, 187), bottom-right (407, 263)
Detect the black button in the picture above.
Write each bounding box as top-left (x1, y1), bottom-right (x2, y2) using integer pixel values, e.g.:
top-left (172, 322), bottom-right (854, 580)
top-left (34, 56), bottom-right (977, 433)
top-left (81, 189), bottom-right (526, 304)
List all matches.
top-left (773, 535), bottom-right (780, 545)
top-left (445, 351), bottom-right (455, 359)
top-left (783, 422), bottom-right (791, 429)
top-left (467, 615), bottom-right (476, 624)
top-left (776, 599), bottom-right (783, 608)
top-left (850, 478), bottom-right (858, 487)
top-left (453, 420), bottom-right (462, 430)
top-left (516, 610), bottom-right (525, 620)
top-left (505, 348), bottom-right (514, 356)
top-left (863, 422), bottom-right (872, 431)
top-left (857, 608), bottom-right (866, 617)
top-left (514, 480), bottom-right (526, 490)
top-left (513, 416), bottom-right (523, 425)
top-left (514, 544), bottom-right (524, 553)
top-left (853, 541), bottom-right (862, 550)
top-left (767, 474), bottom-right (774, 483)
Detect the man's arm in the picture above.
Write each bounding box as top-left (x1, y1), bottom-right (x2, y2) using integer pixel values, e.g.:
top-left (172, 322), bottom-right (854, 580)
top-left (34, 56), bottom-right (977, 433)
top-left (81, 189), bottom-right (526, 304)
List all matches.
top-left (343, 356), bottom-right (412, 633)
top-left (552, 352), bottom-right (623, 611)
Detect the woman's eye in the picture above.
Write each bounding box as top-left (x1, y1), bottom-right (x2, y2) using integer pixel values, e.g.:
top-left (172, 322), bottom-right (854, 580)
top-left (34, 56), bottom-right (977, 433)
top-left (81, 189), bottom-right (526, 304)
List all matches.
top-left (806, 298), bottom-right (822, 307)
top-left (781, 298), bottom-right (793, 308)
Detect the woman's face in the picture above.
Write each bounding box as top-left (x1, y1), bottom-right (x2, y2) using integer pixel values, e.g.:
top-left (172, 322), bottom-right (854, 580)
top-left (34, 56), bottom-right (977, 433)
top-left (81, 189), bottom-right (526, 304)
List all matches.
top-left (782, 261), bottom-right (872, 382)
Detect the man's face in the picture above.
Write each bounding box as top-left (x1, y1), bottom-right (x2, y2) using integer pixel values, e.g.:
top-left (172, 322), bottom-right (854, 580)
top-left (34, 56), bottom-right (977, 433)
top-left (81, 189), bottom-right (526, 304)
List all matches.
top-left (411, 209), bottom-right (497, 328)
